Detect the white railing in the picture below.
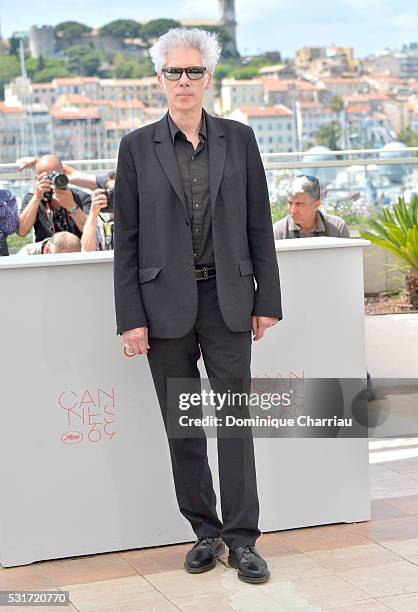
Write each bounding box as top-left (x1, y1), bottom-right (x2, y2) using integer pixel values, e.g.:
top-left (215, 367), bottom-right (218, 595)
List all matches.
top-left (1, 147), bottom-right (418, 180)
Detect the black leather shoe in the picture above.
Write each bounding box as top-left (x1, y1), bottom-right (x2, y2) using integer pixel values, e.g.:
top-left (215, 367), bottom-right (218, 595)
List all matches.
top-left (228, 545), bottom-right (270, 583)
top-left (184, 537), bottom-right (225, 573)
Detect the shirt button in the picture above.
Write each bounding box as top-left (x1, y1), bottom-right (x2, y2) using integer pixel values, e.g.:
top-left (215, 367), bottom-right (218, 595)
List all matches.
top-left (195, 203), bottom-right (199, 208)
top-left (193, 178), bottom-right (198, 183)
top-left (195, 228), bottom-right (199, 233)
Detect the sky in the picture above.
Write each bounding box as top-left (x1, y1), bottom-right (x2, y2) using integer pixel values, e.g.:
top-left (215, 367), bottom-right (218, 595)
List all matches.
top-left (0, 0), bottom-right (417, 59)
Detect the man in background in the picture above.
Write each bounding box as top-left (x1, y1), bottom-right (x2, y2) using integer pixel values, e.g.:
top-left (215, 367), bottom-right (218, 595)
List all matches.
top-left (18, 155), bottom-right (89, 242)
top-left (274, 175), bottom-right (350, 239)
top-left (17, 231), bottom-right (81, 255)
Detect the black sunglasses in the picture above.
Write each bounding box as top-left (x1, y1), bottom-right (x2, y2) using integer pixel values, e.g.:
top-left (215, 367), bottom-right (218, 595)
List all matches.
top-left (296, 174), bottom-right (320, 197)
top-left (161, 66), bottom-right (207, 81)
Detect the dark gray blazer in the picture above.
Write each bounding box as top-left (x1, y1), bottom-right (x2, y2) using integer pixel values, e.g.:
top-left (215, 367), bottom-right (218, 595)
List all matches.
top-left (113, 110), bottom-right (282, 338)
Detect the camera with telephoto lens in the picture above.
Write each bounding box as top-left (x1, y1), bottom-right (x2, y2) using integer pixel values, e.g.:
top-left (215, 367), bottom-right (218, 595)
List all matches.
top-left (103, 187), bottom-right (114, 213)
top-left (101, 171), bottom-right (116, 213)
top-left (44, 171), bottom-right (69, 200)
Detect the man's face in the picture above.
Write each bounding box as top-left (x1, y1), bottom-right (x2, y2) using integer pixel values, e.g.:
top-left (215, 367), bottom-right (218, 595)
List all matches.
top-left (157, 46), bottom-right (211, 113)
top-left (287, 192), bottom-right (320, 228)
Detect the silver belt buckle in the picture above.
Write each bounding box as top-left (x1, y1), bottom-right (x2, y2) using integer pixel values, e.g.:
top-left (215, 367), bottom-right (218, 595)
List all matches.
top-left (203, 266), bottom-right (209, 280)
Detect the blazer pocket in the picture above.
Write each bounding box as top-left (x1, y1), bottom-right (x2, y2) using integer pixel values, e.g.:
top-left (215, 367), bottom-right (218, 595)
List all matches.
top-left (238, 258), bottom-right (254, 276)
top-left (138, 266), bottom-right (163, 284)
top-left (222, 167), bottom-right (243, 181)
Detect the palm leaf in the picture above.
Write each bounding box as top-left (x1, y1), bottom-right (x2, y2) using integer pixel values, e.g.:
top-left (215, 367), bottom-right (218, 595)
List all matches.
top-left (360, 196), bottom-right (418, 273)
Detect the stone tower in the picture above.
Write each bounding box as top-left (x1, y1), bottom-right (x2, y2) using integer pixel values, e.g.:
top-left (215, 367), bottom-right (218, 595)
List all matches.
top-left (219, 0), bottom-right (237, 55)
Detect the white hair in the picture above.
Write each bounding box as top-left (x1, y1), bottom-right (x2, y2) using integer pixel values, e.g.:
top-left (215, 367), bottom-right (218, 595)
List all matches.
top-left (149, 28), bottom-right (221, 74)
top-left (288, 176), bottom-right (320, 203)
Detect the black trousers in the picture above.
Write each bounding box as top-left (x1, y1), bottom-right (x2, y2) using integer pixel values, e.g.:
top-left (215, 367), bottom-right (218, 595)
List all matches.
top-left (146, 275), bottom-right (261, 550)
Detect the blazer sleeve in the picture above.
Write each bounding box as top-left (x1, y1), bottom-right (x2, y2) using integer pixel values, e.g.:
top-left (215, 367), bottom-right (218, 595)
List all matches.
top-left (113, 136), bottom-right (149, 335)
top-left (246, 127), bottom-right (283, 320)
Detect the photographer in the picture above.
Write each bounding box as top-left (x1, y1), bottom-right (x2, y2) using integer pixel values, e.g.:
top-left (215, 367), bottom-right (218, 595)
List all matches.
top-left (17, 231), bottom-right (81, 255)
top-left (18, 155), bottom-right (90, 241)
top-left (17, 156), bottom-right (113, 192)
top-left (0, 189), bottom-right (19, 256)
top-left (81, 172), bottom-right (114, 252)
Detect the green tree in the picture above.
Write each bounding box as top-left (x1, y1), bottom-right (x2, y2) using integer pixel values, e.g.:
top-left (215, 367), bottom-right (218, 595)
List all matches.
top-left (213, 63), bottom-right (235, 82)
top-left (54, 21), bottom-right (92, 40)
top-left (32, 66), bottom-right (71, 82)
top-left (25, 57), bottom-right (69, 81)
top-left (315, 121), bottom-right (341, 150)
top-left (37, 54), bottom-right (45, 71)
top-left (244, 54), bottom-right (282, 69)
top-left (0, 53), bottom-right (20, 99)
top-left (271, 199), bottom-right (289, 223)
top-left (141, 19), bottom-right (181, 41)
top-left (66, 45), bottom-right (103, 76)
top-left (329, 95), bottom-right (344, 113)
top-left (263, 51), bottom-right (282, 64)
top-left (133, 55), bottom-right (155, 78)
top-left (111, 53), bottom-right (136, 78)
top-left (191, 24), bottom-right (232, 49)
top-left (230, 66), bottom-right (260, 79)
top-left (99, 20), bottom-right (142, 38)
top-left (399, 126), bottom-right (418, 147)
top-left (6, 234), bottom-right (32, 254)
top-left (8, 36), bottom-right (20, 56)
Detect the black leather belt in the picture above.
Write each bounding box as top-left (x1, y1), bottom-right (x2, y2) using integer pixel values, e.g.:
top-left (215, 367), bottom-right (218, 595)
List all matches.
top-left (195, 265), bottom-right (216, 280)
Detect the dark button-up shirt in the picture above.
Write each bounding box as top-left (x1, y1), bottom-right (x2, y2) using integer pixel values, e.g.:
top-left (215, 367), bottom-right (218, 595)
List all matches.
top-left (167, 112), bottom-right (214, 266)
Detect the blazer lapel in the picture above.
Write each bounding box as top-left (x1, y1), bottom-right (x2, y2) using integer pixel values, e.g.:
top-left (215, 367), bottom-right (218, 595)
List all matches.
top-left (153, 115), bottom-right (188, 219)
top-left (205, 111), bottom-right (226, 211)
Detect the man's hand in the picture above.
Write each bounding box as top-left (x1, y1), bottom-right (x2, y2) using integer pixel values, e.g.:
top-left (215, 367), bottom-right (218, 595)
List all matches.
top-left (90, 189), bottom-right (108, 217)
top-left (51, 187), bottom-right (76, 211)
top-left (16, 156), bottom-right (37, 172)
top-left (33, 172), bottom-right (52, 202)
top-left (123, 327), bottom-right (150, 356)
top-left (62, 163), bottom-right (76, 179)
top-left (252, 316), bottom-right (279, 341)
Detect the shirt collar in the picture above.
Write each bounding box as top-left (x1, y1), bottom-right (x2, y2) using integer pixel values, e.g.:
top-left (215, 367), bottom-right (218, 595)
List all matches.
top-left (167, 111), bottom-right (207, 143)
top-left (288, 210), bottom-right (324, 233)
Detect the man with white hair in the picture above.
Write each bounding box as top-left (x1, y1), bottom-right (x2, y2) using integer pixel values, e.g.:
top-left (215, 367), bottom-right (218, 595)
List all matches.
top-left (113, 28), bottom-right (282, 584)
top-left (273, 175), bottom-right (350, 239)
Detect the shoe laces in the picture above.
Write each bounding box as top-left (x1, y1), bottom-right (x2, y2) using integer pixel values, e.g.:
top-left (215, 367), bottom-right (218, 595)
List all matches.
top-left (241, 545), bottom-right (257, 556)
top-left (195, 536), bottom-right (215, 546)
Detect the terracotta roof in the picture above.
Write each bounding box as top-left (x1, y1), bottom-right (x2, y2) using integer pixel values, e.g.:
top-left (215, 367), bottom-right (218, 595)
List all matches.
top-left (319, 77), bottom-right (366, 84)
top-left (91, 99), bottom-right (114, 106)
top-left (222, 78), bottom-right (263, 86)
top-left (51, 108), bottom-right (101, 120)
top-left (114, 99), bottom-right (145, 109)
top-left (300, 105), bottom-right (336, 114)
top-left (143, 107), bottom-right (166, 116)
top-left (31, 82), bottom-right (54, 90)
top-left (259, 64), bottom-right (294, 73)
top-left (55, 94), bottom-right (94, 106)
top-left (236, 105), bottom-right (292, 117)
top-left (105, 120), bottom-right (138, 130)
top-left (0, 102), bottom-right (24, 114)
top-left (101, 78), bottom-right (157, 86)
top-left (53, 77), bottom-right (100, 85)
top-left (366, 74), bottom-right (406, 83)
top-left (344, 92), bottom-right (388, 102)
top-left (346, 104), bottom-right (371, 113)
top-left (260, 78), bottom-right (317, 92)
